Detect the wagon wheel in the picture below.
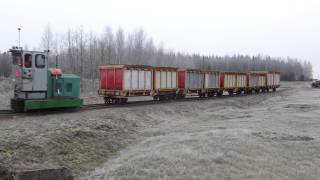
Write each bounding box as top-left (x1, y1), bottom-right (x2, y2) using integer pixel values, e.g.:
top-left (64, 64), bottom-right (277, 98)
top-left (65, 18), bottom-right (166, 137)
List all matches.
top-left (120, 98), bottom-right (128, 104)
top-left (217, 91), bottom-right (223, 96)
top-left (159, 96), bottom-right (165, 101)
top-left (104, 97), bottom-right (112, 104)
top-left (172, 94), bottom-right (177, 100)
top-left (153, 96), bottom-right (159, 101)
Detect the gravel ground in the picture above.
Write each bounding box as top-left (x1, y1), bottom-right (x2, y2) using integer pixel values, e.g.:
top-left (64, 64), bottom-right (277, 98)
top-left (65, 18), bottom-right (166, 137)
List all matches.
top-left (1, 82), bottom-right (320, 180)
top-left (83, 82), bottom-right (320, 180)
top-left (0, 78), bottom-right (13, 110)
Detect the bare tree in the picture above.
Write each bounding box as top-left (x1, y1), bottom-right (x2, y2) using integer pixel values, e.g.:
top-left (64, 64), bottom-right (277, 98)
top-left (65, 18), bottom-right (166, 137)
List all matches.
top-left (34, 24), bottom-right (313, 90)
top-left (40, 24), bottom-right (54, 51)
top-left (115, 28), bottom-right (125, 64)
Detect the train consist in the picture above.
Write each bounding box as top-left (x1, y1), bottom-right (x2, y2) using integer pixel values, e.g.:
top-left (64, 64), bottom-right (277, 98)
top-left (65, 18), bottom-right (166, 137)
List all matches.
top-left (98, 65), bottom-right (280, 103)
top-left (8, 47), bottom-right (280, 112)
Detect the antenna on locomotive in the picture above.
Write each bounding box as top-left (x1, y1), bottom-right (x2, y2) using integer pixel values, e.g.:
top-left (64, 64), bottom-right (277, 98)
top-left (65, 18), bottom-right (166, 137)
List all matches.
top-left (55, 55), bottom-right (59, 68)
top-left (17, 27), bottom-right (21, 48)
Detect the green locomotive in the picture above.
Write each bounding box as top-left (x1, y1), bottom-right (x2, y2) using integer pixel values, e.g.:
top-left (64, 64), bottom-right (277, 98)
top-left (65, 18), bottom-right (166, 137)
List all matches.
top-left (9, 47), bottom-right (83, 112)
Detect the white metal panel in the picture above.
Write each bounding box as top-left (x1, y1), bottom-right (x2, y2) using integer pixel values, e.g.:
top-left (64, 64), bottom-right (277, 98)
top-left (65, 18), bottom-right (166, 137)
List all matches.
top-left (274, 73), bottom-right (280, 85)
top-left (243, 75), bottom-right (247, 87)
top-left (224, 75), bottom-right (228, 88)
top-left (190, 72), bottom-right (195, 89)
top-left (188, 72), bottom-right (192, 89)
top-left (161, 71), bottom-right (166, 89)
top-left (225, 74), bottom-right (235, 88)
top-left (145, 71), bottom-right (152, 90)
top-left (251, 75), bottom-right (258, 87)
top-left (211, 72), bottom-right (219, 88)
top-left (124, 70), bottom-right (131, 90)
top-left (156, 71), bottom-right (161, 89)
top-left (166, 71), bottom-right (172, 88)
top-left (205, 74), bottom-right (209, 88)
top-left (225, 74), bottom-right (229, 88)
top-left (200, 73), bottom-right (204, 88)
top-left (267, 73), bottom-right (273, 86)
top-left (194, 72), bottom-right (198, 88)
top-left (209, 73), bottom-right (214, 88)
top-left (234, 75), bottom-right (237, 87)
top-left (131, 70), bottom-right (138, 90)
top-left (258, 76), bottom-right (265, 87)
top-left (194, 72), bottom-right (200, 89)
top-left (185, 72), bottom-right (190, 89)
top-left (216, 72), bottom-right (220, 88)
top-left (212, 73), bottom-right (218, 88)
top-left (138, 70), bottom-right (144, 90)
top-left (172, 72), bottom-right (177, 88)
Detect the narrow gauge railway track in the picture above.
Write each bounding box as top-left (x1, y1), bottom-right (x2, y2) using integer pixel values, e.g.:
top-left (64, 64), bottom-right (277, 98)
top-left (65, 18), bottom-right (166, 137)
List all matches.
top-left (0, 87), bottom-right (288, 119)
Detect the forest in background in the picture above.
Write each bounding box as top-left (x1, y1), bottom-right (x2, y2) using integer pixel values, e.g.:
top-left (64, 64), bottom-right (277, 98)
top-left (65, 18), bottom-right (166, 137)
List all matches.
top-left (0, 25), bottom-right (313, 85)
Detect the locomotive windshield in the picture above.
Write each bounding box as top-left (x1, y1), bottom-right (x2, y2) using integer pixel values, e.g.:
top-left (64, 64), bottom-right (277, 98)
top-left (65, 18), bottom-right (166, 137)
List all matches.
top-left (12, 53), bottom-right (22, 66)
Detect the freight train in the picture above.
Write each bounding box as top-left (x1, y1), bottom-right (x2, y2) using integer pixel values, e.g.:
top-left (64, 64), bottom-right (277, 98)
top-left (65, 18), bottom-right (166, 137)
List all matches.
top-left (98, 65), bottom-right (280, 103)
top-left (8, 47), bottom-right (280, 112)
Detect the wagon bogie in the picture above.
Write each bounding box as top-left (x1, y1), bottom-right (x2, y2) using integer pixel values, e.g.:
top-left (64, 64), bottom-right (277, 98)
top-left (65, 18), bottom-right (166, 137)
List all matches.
top-left (103, 96), bottom-right (128, 104)
top-left (153, 91), bottom-right (177, 101)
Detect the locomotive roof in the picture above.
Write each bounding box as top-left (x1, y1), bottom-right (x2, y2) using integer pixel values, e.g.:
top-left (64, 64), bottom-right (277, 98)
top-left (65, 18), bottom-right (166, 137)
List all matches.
top-left (9, 47), bottom-right (48, 54)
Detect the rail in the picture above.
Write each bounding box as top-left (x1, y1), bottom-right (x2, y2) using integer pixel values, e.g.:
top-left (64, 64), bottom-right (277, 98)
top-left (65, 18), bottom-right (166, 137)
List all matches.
top-left (0, 87), bottom-right (287, 119)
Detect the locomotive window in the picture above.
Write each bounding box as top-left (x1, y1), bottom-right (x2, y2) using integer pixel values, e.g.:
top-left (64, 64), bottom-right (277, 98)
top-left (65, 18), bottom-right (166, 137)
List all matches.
top-left (66, 83), bottom-right (72, 92)
top-left (13, 54), bottom-right (22, 66)
top-left (36, 54), bottom-right (46, 68)
top-left (24, 54), bottom-right (32, 68)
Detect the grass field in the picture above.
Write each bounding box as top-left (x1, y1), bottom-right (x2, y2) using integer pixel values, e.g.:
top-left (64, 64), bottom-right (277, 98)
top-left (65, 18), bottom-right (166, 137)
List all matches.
top-left (1, 81), bottom-right (320, 180)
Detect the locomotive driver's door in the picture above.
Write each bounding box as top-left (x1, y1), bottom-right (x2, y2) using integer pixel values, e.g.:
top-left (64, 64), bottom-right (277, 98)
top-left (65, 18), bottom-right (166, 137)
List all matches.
top-left (33, 54), bottom-right (48, 91)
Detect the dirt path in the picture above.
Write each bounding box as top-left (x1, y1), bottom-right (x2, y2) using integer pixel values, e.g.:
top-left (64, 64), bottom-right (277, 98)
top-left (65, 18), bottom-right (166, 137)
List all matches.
top-left (83, 82), bottom-right (320, 180)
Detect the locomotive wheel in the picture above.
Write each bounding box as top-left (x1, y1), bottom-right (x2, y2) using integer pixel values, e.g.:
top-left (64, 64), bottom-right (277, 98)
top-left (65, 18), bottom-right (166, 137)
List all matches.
top-left (11, 98), bottom-right (25, 112)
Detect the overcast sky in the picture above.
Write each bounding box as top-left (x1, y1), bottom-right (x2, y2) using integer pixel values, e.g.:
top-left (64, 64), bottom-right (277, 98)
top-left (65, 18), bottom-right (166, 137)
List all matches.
top-left (1, 0), bottom-right (319, 78)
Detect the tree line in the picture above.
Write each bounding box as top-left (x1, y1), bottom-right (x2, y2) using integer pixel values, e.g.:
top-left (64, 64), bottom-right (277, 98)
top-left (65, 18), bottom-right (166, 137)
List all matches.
top-left (0, 25), bottom-right (313, 83)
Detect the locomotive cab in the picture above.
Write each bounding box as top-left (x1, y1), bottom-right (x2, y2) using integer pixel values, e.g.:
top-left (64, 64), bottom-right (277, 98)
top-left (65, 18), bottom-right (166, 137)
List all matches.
top-left (9, 46), bottom-right (83, 112)
top-left (10, 47), bottom-right (48, 100)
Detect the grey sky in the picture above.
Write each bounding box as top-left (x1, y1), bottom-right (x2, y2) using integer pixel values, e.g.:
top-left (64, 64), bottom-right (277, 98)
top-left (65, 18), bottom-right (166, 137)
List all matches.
top-left (1, 0), bottom-right (319, 78)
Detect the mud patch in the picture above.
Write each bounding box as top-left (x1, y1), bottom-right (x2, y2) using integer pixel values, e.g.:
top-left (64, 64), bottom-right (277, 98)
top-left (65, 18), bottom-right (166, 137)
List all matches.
top-left (252, 132), bottom-right (314, 141)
